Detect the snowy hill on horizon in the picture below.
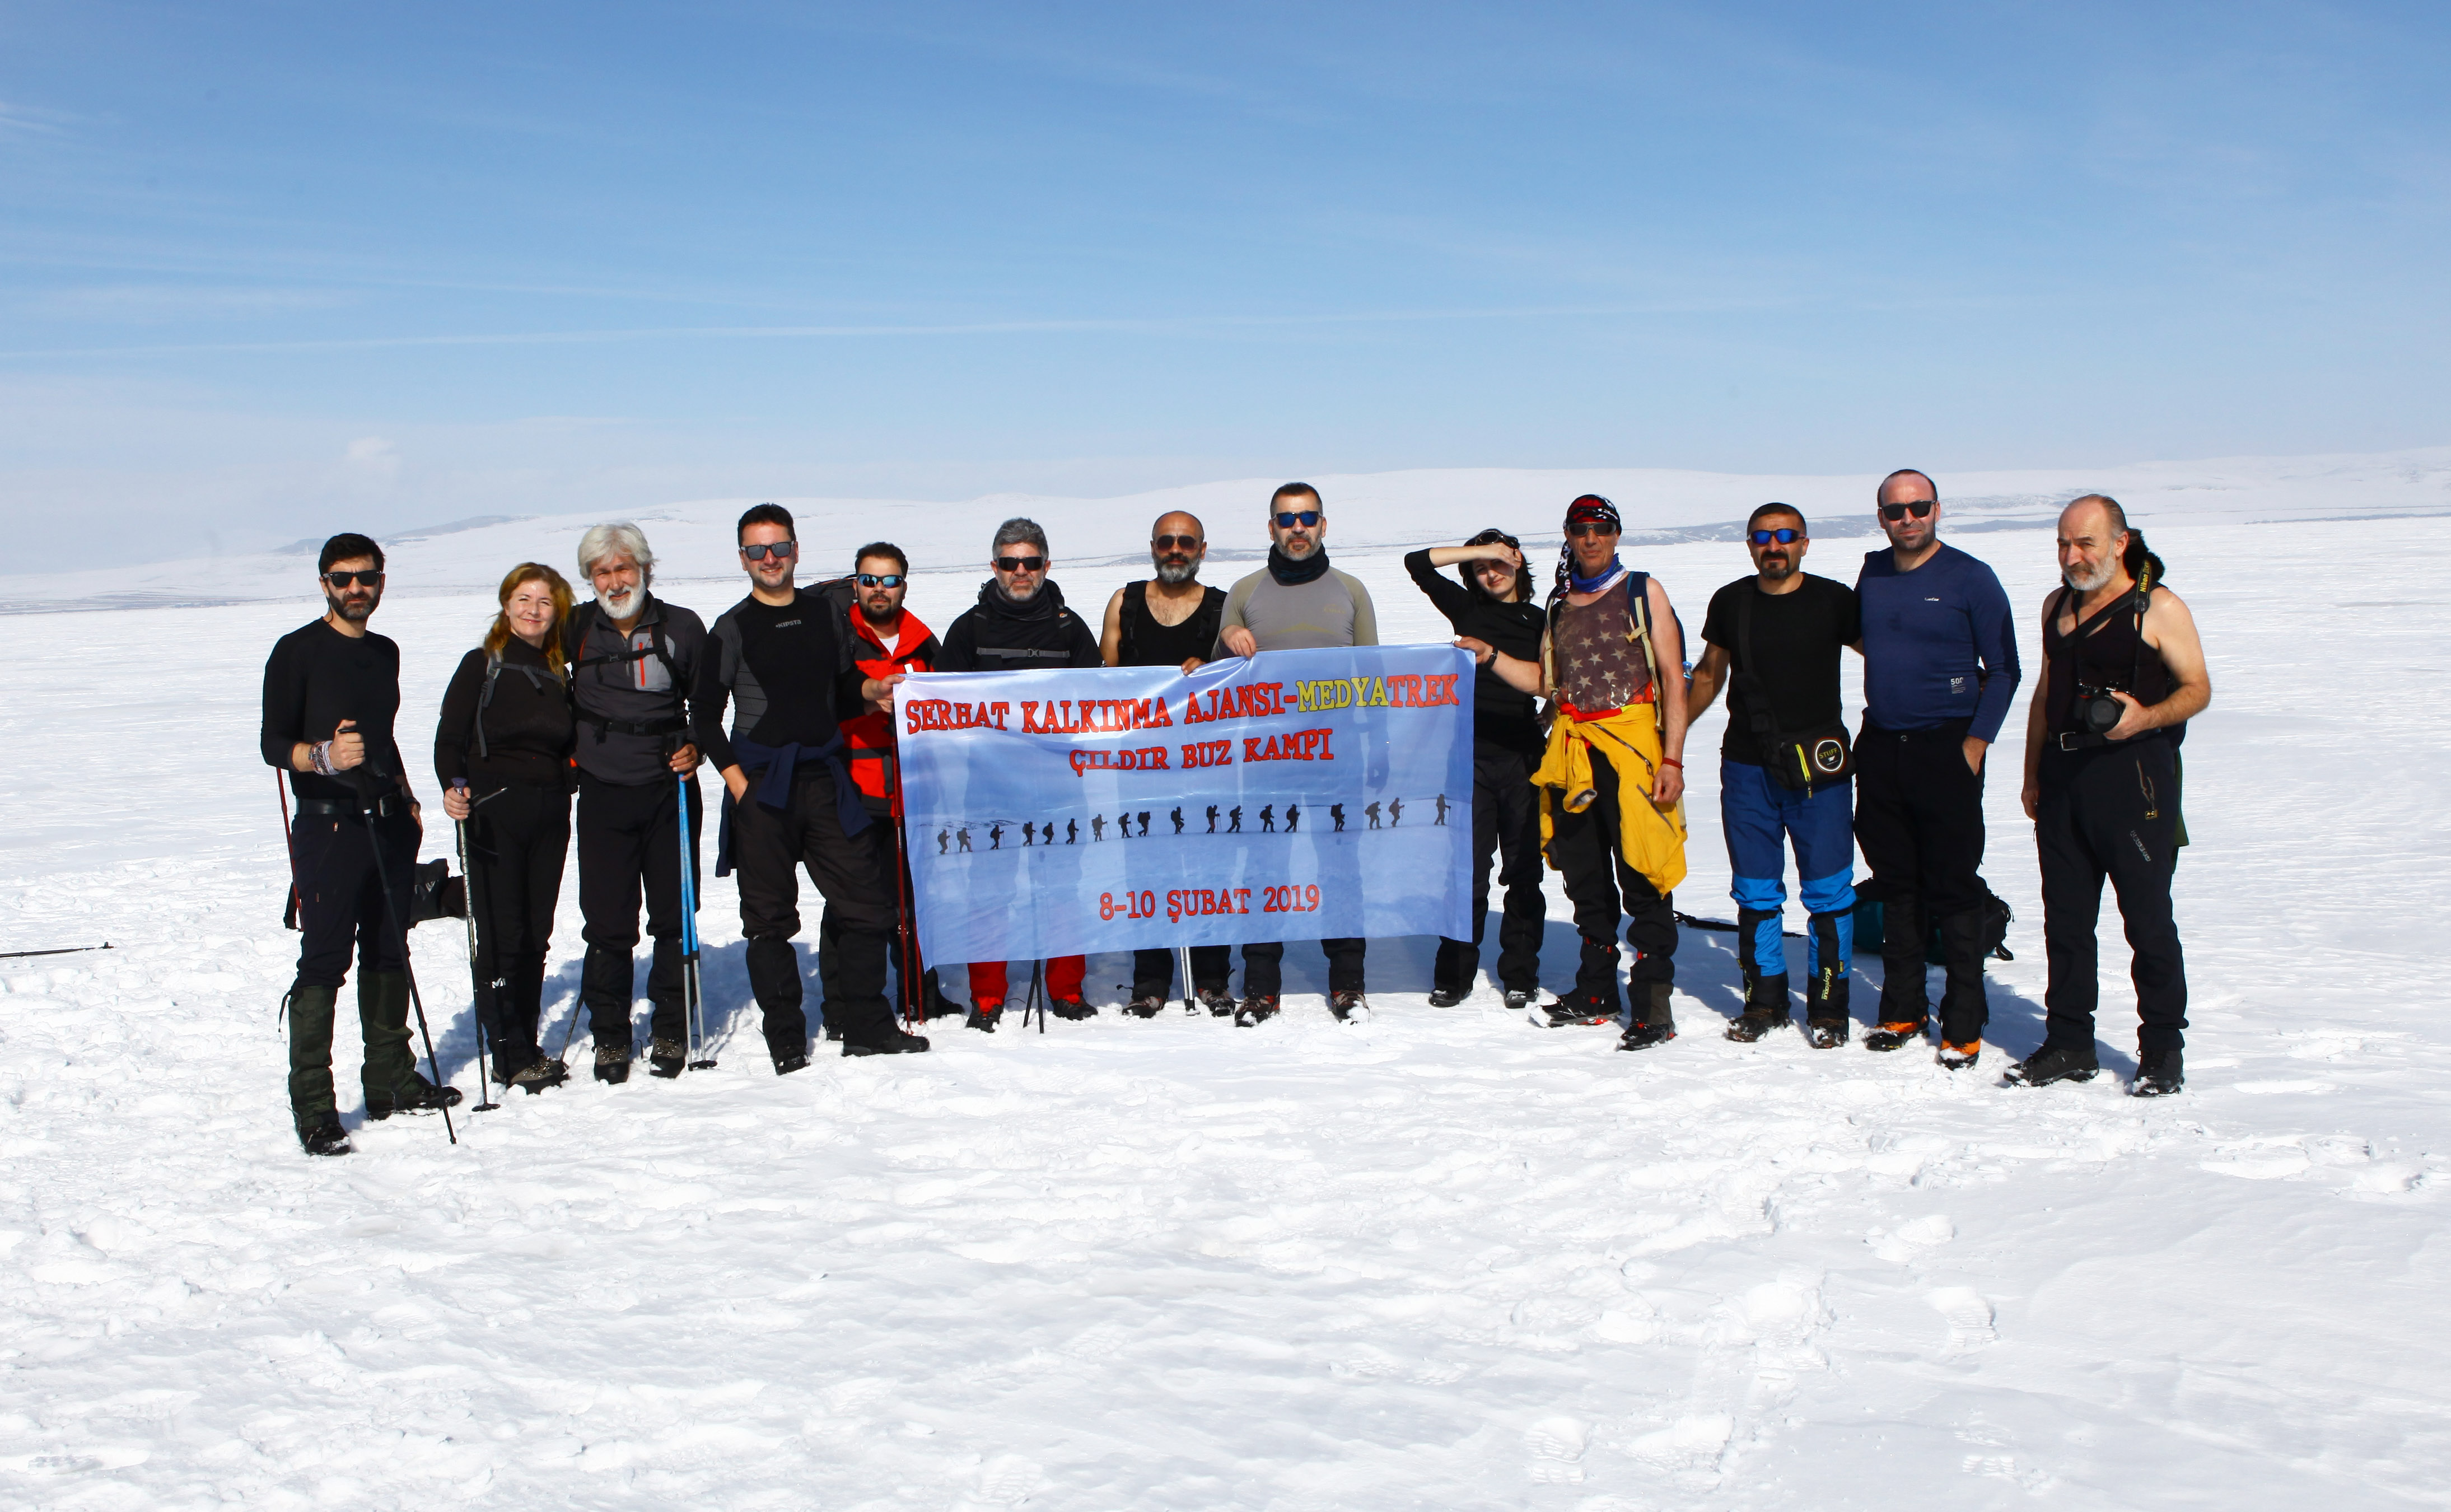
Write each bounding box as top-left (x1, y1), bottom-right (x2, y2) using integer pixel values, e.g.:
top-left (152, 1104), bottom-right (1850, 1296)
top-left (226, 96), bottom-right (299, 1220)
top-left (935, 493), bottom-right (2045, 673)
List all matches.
top-left (4, 446), bottom-right (2448, 614)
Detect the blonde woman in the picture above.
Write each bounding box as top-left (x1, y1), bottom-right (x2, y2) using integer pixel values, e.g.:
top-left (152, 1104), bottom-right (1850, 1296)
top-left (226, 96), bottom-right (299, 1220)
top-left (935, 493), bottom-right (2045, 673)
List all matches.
top-left (435, 563), bottom-right (578, 1091)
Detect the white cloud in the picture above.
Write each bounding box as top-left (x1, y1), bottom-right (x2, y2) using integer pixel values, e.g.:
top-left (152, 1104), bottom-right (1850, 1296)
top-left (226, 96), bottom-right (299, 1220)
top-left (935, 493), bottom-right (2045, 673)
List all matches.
top-left (344, 436), bottom-right (401, 478)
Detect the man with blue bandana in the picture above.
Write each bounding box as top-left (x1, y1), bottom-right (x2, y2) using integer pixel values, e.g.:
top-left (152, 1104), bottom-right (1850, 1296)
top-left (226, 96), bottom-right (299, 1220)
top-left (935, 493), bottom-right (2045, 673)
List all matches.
top-left (1687, 504), bottom-right (1862, 1047)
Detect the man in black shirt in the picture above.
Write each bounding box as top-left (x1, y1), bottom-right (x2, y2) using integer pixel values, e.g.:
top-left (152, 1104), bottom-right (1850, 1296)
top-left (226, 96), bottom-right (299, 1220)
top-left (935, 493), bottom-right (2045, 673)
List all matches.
top-left (1688, 505), bottom-right (1864, 1047)
top-left (698, 505), bottom-right (931, 1068)
top-left (564, 522), bottom-right (708, 1085)
top-left (261, 533), bottom-right (460, 1156)
top-left (1407, 529), bottom-right (1549, 1009)
top-left (1101, 510), bottom-right (1232, 1015)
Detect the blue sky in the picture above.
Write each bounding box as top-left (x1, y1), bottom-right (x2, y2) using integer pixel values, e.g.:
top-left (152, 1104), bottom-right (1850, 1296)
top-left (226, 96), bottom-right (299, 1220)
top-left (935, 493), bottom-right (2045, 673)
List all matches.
top-left (2, 1), bottom-right (2445, 568)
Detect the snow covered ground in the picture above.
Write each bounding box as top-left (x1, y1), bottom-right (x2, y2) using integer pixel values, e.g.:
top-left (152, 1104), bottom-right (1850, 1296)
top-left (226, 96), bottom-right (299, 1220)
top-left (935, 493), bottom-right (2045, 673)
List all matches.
top-left (2, 458), bottom-right (2448, 1509)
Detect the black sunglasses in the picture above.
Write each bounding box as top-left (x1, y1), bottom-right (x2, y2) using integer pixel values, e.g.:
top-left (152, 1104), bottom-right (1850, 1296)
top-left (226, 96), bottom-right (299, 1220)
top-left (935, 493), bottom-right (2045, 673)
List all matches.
top-left (995, 554), bottom-right (1047, 573)
top-left (324, 570), bottom-right (384, 588)
top-left (1748, 528), bottom-right (1801, 546)
top-left (740, 540), bottom-right (797, 561)
top-left (1879, 500), bottom-right (1936, 521)
top-left (1272, 511), bottom-right (1323, 529)
top-left (856, 572), bottom-right (904, 589)
top-left (1565, 522), bottom-right (1616, 539)
top-left (1152, 534), bottom-right (1203, 551)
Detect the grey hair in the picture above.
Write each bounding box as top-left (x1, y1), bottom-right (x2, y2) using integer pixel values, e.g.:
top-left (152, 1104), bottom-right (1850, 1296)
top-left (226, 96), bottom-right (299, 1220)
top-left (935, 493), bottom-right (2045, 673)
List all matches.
top-left (577, 522), bottom-right (655, 581)
top-left (991, 516), bottom-right (1048, 556)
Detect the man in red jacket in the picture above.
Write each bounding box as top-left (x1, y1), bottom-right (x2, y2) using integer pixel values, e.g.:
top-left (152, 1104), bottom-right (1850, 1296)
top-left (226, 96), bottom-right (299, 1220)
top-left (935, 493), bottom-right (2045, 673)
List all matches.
top-left (816, 542), bottom-right (948, 1026)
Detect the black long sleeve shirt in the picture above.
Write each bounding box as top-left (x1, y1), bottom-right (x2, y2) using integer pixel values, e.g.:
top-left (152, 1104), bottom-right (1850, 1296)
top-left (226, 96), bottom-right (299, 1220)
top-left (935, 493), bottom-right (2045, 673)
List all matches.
top-left (693, 590), bottom-right (871, 773)
top-left (433, 636), bottom-right (577, 791)
top-left (1403, 549), bottom-right (1548, 754)
top-left (260, 617), bottom-right (407, 802)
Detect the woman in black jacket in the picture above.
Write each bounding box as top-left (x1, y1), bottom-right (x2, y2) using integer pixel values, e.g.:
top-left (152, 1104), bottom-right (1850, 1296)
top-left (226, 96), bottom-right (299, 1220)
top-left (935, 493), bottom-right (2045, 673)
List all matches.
top-left (1406, 529), bottom-right (1551, 1009)
top-left (437, 563), bottom-right (579, 1090)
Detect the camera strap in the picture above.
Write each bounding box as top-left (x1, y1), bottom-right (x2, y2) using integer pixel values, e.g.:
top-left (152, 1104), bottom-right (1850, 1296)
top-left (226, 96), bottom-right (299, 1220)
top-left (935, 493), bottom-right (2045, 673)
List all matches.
top-left (2053, 578), bottom-right (2157, 748)
top-left (1735, 584), bottom-right (1850, 790)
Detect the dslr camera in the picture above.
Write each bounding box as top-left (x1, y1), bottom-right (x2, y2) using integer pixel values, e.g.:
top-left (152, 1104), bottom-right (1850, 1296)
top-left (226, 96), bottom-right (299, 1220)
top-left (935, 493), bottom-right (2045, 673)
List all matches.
top-left (2074, 682), bottom-right (2128, 736)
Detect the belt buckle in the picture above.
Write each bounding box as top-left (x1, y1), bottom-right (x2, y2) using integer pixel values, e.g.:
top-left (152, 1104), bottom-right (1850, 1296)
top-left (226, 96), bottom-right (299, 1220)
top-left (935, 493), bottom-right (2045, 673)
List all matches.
top-left (2057, 732), bottom-right (2084, 752)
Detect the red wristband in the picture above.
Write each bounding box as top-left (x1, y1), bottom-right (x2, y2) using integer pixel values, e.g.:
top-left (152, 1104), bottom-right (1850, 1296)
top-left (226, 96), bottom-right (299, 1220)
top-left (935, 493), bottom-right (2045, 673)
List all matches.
top-left (1661, 758), bottom-right (1683, 769)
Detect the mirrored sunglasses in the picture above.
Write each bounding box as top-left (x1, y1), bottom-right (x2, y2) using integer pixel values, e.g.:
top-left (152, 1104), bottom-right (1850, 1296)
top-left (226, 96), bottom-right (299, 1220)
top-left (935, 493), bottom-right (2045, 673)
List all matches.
top-left (1272, 511), bottom-right (1323, 529)
top-left (856, 572), bottom-right (905, 589)
top-left (1748, 528), bottom-right (1801, 545)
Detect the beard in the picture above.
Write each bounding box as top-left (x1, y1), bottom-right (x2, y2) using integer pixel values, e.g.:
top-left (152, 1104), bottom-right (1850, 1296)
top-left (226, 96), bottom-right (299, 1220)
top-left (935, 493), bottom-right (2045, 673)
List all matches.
top-left (326, 589), bottom-right (379, 622)
top-left (1756, 553), bottom-right (1795, 582)
top-left (598, 581), bottom-right (642, 617)
top-left (1000, 577), bottom-right (1042, 602)
top-left (1154, 554), bottom-right (1198, 585)
top-left (1277, 533), bottom-right (1318, 559)
top-left (2063, 558), bottom-right (2116, 593)
top-left (858, 595), bottom-right (900, 623)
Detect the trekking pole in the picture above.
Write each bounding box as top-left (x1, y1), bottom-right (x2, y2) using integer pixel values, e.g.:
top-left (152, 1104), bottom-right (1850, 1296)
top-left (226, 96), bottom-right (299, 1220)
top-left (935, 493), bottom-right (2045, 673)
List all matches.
top-left (1178, 944), bottom-right (1196, 1015)
top-left (893, 810), bottom-right (921, 1025)
top-left (360, 794), bottom-right (457, 1146)
top-left (675, 768), bottom-right (714, 1070)
top-left (450, 784), bottom-right (501, 1113)
top-left (1027, 959), bottom-right (1044, 1034)
top-left (1, 943), bottom-right (111, 960)
top-left (274, 772), bottom-right (304, 928)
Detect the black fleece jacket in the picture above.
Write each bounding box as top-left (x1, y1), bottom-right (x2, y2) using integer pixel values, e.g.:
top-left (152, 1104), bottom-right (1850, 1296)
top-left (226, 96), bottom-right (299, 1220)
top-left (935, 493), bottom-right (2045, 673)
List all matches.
top-left (936, 580), bottom-right (1102, 673)
top-left (1404, 549), bottom-right (1548, 754)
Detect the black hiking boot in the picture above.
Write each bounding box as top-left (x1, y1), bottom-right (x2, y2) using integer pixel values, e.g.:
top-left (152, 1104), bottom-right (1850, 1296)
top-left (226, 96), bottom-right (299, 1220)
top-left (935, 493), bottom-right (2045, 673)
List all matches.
top-left (1725, 1009), bottom-right (1786, 1043)
top-left (1806, 1018), bottom-right (1850, 1048)
top-left (2130, 1048), bottom-right (2184, 1098)
top-left (1330, 990), bottom-right (1368, 1022)
top-left (823, 1021), bottom-right (844, 1042)
top-left (773, 1050), bottom-right (811, 1076)
top-left (1125, 992), bottom-right (1167, 1019)
top-left (965, 1003), bottom-right (1002, 1033)
top-left (365, 1075), bottom-right (464, 1120)
top-left (2004, 1042), bottom-right (2100, 1088)
top-left (1426, 984), bottom-right (1470, 1007)
top-left (1542, 989), bottom-right (1620, 1026)
top-left (844, 1026), bottom-right (931, 1057)
top-left (1502, 987), bottom-right (1537, 1012)
top-left (1235, 993), bottom-right (1279, 1026)
top-left (1865, 1020), bottom-right (1927, 1053)
top-left (1197, 986), bottom-right (1236, 1017)
top-left (1937, 1038), bottom-right (1983, 1070)
top-left (509, 1056), bottom-right (569, 1094)
top-left (647, 1037), bottom-right (687, 1079)
top-left (297, 1110), bottom-right (352, 1157)
top-left (1048, 997), bottom-right (1097, 1021)
top-left (1618, 983), bottom-right (1677, 1051)
top-left (594, 1041), bottom-right (633, 1084)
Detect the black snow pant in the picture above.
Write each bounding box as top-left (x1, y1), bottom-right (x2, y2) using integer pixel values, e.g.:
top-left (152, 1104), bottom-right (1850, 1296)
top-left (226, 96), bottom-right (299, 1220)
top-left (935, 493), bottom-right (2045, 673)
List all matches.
top-left (1133, 945), bottom-right (1232, 999)
top-left (818, 813), bottom-right (941, 1018)
top-left (284, 797), bottom-right (420, 1119)
top-left (576, 771), bottom-right (701, 1052)
top-left (1241, 938), bottom-right (1366, 997)
top-left (1854, 720), bottom-right (1992, 1043)
top-left (732, 767), bottom-right (898, 1054)
top-left (1544, 753), bottom-right (1676, 1027)
top-left (1435, 741), bottom-right (1546, 994)
top-left (463, 780), bottom-right (571, 1074)
top-left (2037, 738), bottom-right (2188, 1056)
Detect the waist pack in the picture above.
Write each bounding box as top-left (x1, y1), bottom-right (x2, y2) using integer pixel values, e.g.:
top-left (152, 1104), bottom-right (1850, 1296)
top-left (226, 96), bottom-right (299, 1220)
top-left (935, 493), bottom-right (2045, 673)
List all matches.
top-left (1734, 586), bottom-right (1852, 790)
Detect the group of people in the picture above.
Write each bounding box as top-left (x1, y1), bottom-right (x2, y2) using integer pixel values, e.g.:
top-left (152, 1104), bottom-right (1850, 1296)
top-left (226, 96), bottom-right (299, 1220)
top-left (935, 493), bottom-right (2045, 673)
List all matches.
top-left (260, 471), bottom-right (2209, 1157)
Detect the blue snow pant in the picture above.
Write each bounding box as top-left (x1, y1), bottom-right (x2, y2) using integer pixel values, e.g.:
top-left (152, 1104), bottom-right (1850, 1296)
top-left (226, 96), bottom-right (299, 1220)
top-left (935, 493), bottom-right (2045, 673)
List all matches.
top-left (1720, 758), bottom-right (1855, 1008)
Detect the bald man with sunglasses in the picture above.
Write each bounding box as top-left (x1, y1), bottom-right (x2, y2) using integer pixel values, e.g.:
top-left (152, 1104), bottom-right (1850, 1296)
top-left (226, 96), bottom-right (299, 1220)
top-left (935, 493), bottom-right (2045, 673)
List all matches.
top-left (1854, 469), bottom-right (2021, 1068)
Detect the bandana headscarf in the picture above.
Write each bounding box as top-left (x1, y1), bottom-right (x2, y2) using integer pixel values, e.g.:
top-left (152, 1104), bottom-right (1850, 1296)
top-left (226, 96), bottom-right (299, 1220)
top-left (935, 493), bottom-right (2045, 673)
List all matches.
top-left (1556, 494), bottom-right (1626, 598)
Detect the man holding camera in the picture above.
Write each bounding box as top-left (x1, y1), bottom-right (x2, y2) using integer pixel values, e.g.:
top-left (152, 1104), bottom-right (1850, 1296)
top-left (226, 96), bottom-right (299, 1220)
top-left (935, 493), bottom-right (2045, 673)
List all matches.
top-left (1854, 470), bottom-right (2020, 1068)
top-left (2010, 495), bottom-right (2209, 1095)
top-left (1687, 504), bottom-right (1861, 1047)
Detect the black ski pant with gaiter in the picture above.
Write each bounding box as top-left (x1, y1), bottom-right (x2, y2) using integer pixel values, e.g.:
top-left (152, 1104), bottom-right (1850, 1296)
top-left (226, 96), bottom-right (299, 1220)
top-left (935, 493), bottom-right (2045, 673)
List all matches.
top-left (284, 799), bottom-right (418, 1118)
top-left (1435, 742), bottom-right (1546, 994)
top-left (2036, 738), bottom-right (2187, 1056)
top-left (1240, 938), bottom-right (1366, 997)
top-left (1544, 753), bottom-right (1675, 1028)
top-left (576, 771), bottom-right (701, 1052)
top-left (465, 780), bottom-right (571, 1072)
top-left (1854, 720), bottom-right (1991, 1043)
top-left (733, 767), bottom-right (898, 1052)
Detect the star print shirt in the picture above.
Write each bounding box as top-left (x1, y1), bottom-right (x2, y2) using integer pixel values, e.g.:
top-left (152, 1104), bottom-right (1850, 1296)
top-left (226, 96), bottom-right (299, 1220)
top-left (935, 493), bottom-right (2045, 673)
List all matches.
top-left (1552, 591), bottom-right (1654, 711)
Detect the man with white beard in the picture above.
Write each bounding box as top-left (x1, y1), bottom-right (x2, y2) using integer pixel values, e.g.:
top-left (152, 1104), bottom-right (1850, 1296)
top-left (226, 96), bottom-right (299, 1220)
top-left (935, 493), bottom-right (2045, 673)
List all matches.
top-left (563, 523), bottom-right (708, 1084)
top-left (2009, 494), bottom-right (2210, 1095)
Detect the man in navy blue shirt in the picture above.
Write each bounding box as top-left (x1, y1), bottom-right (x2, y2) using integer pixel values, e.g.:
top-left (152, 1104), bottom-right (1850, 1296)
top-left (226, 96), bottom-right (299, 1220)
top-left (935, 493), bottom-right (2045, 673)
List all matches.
top-left (1855, 469), bottom-right (2020, 1067)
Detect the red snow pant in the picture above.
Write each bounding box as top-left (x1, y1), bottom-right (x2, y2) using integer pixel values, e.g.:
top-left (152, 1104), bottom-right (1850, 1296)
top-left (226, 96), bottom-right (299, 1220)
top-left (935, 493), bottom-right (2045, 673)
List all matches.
top-left (968, 956), bottom-right (1085, 1006)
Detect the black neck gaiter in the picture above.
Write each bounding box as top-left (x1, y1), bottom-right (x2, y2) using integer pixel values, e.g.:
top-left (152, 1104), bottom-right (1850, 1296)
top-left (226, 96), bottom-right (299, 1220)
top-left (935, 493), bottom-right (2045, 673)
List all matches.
top-left (1268, 544), bottom-right (1332, 585)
